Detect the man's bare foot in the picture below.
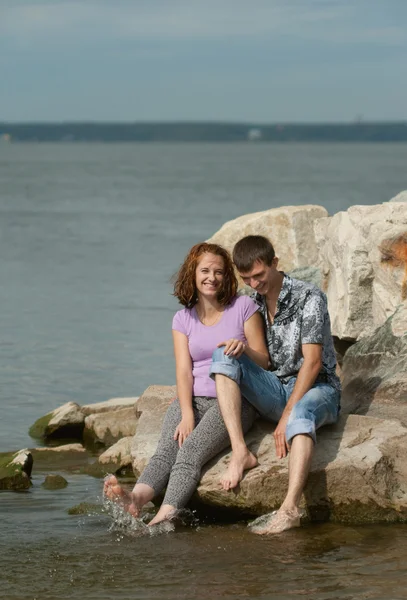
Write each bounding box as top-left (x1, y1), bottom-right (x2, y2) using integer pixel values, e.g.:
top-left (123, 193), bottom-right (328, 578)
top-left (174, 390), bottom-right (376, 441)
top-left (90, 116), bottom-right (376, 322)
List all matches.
top-left (148, 504), bottom-right (177, 527)
top-left (103, 475), bottom-right (141, 518)
top-left (251, 507), bottom-right (302, 535)
top-left (221, 449), bottom-right (258, 491)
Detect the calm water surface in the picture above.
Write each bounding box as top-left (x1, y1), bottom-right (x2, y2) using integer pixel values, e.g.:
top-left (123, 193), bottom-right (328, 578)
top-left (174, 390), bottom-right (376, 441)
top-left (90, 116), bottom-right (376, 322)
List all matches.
top-left (1, 143), bottom-right (407, 599)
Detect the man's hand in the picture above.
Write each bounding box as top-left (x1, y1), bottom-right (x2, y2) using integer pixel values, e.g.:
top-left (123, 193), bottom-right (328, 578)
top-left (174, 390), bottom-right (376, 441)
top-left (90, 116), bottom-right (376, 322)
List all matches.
top-left (217, 339), bottom-right (246, 358)
top-left (174, 414), bottom-right (195, 448)
top-left (273, 411), bottom-right (291, 458)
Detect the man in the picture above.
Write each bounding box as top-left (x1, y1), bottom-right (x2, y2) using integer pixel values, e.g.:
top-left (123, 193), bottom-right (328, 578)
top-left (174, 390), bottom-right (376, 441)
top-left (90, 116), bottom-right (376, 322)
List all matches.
top-left (210, 235), bottom-right (340, 534)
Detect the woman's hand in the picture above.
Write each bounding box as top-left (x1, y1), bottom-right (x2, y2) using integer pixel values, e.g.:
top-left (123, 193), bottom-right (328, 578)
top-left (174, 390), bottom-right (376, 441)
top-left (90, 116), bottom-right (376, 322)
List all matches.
top-left (174, 413), bottom-right (195, 447)
top-left (217, 339), bottom-right (246, 358)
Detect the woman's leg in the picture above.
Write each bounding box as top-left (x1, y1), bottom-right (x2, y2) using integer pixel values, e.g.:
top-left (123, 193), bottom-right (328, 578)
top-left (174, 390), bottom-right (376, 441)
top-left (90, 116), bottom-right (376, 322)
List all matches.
top-left (104, 399), bottom-right (183, 516)
top-left (149, 397), bottom-right (257, 525)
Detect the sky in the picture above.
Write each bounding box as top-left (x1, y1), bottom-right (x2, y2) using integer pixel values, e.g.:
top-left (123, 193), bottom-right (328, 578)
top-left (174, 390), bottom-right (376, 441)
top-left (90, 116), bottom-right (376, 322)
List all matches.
top-left (1, 0), bottom-right (406, 122)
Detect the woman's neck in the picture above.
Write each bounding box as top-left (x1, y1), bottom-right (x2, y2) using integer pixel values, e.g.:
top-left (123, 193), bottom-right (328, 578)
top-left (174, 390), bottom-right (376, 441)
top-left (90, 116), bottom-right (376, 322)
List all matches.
top-left (195, 295), bottom-right (222, 315)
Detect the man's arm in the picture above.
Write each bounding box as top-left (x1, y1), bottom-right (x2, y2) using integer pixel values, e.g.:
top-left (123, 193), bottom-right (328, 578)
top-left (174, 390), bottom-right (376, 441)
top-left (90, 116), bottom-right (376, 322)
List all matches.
top-left (273, 343), bottom-right (322, 459)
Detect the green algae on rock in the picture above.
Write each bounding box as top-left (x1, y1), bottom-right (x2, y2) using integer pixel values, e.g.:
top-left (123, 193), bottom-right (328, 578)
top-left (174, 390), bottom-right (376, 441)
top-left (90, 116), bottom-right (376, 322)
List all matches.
top-left (0, 450), bottom-right (33, 491)
top-left (41, 474), bottom-right (68, 490)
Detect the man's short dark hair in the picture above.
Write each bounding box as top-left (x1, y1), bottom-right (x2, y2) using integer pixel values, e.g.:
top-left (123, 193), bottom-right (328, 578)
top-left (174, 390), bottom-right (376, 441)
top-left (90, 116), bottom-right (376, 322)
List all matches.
top-left (233, 235), bottom-right (276, 272)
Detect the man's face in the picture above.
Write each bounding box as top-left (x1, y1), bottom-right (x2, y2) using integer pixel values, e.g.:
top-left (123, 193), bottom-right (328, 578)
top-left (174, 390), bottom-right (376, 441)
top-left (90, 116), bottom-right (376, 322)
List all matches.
top-left (238, 258), bottom-right (279, 295)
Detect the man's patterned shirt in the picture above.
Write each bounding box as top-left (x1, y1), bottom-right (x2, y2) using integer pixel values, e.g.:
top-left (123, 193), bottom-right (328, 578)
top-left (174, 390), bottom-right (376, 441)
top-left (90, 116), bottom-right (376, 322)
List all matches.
top-left (253, 274), bottom-right (341, 392)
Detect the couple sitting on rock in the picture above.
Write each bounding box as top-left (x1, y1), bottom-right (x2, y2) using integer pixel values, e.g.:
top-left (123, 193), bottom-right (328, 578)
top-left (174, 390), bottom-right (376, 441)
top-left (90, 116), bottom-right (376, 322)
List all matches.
top-left (104, 235), bottom-right (341, 535)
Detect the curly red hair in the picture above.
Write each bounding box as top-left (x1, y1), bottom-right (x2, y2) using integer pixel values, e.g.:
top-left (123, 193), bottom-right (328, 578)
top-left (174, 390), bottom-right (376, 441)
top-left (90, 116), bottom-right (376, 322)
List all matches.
top-left (173, 243), bottom-right (238, 308)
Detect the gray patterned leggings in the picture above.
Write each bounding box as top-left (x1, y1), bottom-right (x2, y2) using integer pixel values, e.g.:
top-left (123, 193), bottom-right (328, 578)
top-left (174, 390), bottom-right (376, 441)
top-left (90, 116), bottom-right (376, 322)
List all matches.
top-left (137, 396), bottom-right (257, 508)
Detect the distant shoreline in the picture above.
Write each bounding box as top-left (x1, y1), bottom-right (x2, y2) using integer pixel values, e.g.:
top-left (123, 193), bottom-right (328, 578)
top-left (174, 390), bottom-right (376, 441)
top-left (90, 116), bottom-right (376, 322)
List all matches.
top-left (1, 122), bottom-right (407, 143)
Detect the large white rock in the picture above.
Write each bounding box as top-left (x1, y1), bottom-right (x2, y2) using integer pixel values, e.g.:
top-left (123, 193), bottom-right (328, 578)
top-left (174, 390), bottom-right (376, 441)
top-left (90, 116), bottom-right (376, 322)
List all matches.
top-left (29, 402), bottom-right (85, 441)
top-left (208, 205), bottom-right (328, 273)
top-left (314, 200), bottom-right (407, 340)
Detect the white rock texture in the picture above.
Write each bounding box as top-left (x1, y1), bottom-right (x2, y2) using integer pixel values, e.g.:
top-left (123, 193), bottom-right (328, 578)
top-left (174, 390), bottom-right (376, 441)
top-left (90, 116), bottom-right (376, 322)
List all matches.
top-left (84, 407), bottom-right (139, 447)
top-left (208, 205), bottom-right (328, 273)
top-left (314, 201), bottom-right (407, 340)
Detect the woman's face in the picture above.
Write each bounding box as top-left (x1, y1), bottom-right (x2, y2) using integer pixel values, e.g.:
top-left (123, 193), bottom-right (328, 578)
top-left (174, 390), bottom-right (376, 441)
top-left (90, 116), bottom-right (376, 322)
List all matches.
top-left (195, 252), bottom-right (225, 300)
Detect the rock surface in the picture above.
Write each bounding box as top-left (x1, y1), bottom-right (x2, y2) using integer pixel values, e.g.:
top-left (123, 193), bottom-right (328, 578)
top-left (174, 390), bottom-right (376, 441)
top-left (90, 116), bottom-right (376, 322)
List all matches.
top-left (131, 385), bottom-right (176, 476)
top-left (390, 190), bottom-right (407, 203)
top-left (341, 301), bottom-right (407, 425)
top-left (42, 474), bottom-right (68, 490)
top-left (208, 205), bottom-right (328, 273)
top-left (29, 402), bottom-right (85, 441)
top-left (314, 201), bottom-right (407, 340)
top-left (0, 449), bottom-right (33, 490)
top-left (82, 397), bottom-right (139, 416)
top-left (97, 436), bottom-right (133, 474)
top-left (30, 444), bottom-right (89, 473)
top-left (84, 407), bottom-right (139, 447)
top-left (130, 386), bottom-right (407, 523)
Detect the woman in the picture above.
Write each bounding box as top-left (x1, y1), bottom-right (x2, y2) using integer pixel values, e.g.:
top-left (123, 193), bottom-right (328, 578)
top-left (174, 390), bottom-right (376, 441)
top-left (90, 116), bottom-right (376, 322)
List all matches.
top-left (104, 242), bottom-right (269, 526)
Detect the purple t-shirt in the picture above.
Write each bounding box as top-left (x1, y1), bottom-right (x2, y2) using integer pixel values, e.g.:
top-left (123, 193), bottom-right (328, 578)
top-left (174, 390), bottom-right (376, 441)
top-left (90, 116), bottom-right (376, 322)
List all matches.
top-left (172, 295), bottom-right (259, 398)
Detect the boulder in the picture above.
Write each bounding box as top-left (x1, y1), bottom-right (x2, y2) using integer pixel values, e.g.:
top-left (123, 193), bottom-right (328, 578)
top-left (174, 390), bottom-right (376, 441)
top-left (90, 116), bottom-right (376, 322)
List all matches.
top-left (29, 402), bottom-right (85, 441)
top-left (341, 301), bottom-right (407, 425)
top-left (130, 386), bottom-right (407, 523)
top-left (97, 436), bottom-right (133, 475)
top-left (314, 200), bottom-right (407, 340)
top-left (208, 205), bottom-right (328, 273)
top-left (0, 449), bottom-right (33, 490)
top-left (84, 406), bottom-right (139, 447)
top-left (197, 414), bottom-right (407, 523)
top-left (82, 397), bottom-right (139, 416)
top-left (42, 474), bottom-right (68, 490)
top-left (131, 385), bottom-right (176, 476)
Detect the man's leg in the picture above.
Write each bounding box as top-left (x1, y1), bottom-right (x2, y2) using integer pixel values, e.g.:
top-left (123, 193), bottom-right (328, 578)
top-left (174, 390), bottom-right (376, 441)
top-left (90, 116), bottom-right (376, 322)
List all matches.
top-left (254, 384), bottom-right (340, 534)
top-left (210, 348), bottom-right (286, 489)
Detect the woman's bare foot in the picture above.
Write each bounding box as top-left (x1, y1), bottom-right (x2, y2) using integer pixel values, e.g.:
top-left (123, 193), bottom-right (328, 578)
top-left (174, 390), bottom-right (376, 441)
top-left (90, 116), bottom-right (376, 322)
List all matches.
top-left (148, 504), bottom-right (177, 527)
top-left (251, 507), bottom-right (302, 535)
top-left (221, 449), bottom-right (258, 491)
top-left (103, 475), bottom-right (141, 518)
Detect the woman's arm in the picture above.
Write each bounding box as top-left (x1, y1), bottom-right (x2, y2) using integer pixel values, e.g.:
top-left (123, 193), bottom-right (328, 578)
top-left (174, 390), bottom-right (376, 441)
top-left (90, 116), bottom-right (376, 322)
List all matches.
top-left (172, 329), bottom-right (195, 447)
top-left (218, 312), bottom-right (269, 370)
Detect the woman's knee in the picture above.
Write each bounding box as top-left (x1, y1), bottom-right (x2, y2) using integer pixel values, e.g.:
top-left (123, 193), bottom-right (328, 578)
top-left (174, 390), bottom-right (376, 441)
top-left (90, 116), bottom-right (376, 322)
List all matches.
top-left (210, 347), bottom-right (241, 384)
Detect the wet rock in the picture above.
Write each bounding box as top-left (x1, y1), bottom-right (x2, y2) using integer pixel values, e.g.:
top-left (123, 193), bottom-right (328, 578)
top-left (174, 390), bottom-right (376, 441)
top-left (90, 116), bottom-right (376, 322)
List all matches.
top-left (314, 199), bottom-right (407, 340)
top-left (67, 502), bottom-right (104, 515)
top-left (30, 443), bottom-right (89, 473)
top-left (341, 301), bottom-right (407, 425)
top-left (130, 386), bottom-right (407, 524)
top-left (131, 385), bottom-right (176, 476)
top-left (208, 205), bottom-right (328, 273)
top-left (84, 407), bottom-right (139, 448)
top-left (29, 402), bottom-right (85, 442)
top-left (0, 449), bottom-right (33, 490)
top-left (42, 474), bottom-right (68, 490)
top-left (82, 397), bottom-right (139, 416)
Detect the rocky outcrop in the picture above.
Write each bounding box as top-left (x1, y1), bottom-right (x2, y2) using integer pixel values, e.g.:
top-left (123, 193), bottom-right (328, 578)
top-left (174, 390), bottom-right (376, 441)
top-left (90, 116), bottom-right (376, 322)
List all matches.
top-left (341, 302), bottom-right (407, 425)
top-left (208, 205), bottom-right (328, 273)
top-left (131, 385), bottom-right (176, 476)
top-left (29, 402), bottom-right (85, 441)
top-left (84, 407), bottom-right (139, 447)
top-left (130, 386), bottom-right (407, 523)
top-left (0, 449), bottom-right (33, 490)
top-left (42, 474), bottom-right (68, 490)
top-left (314, 201), bottom-right (407, 340)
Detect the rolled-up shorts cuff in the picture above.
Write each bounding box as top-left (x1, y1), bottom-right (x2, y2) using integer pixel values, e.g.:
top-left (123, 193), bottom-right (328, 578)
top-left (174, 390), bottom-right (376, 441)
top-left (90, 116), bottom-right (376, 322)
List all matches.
top-left (209, 361), bottom-right (241, 385)
top-left (286, 418), bottom-right (316, 445)
top-left (209, 348), bottom-right (242, 385)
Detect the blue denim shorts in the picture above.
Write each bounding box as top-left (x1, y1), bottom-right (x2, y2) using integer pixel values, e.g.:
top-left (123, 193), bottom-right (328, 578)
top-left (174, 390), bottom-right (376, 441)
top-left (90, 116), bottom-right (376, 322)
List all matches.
top-left (209, 347), bottom-right (340, 444)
